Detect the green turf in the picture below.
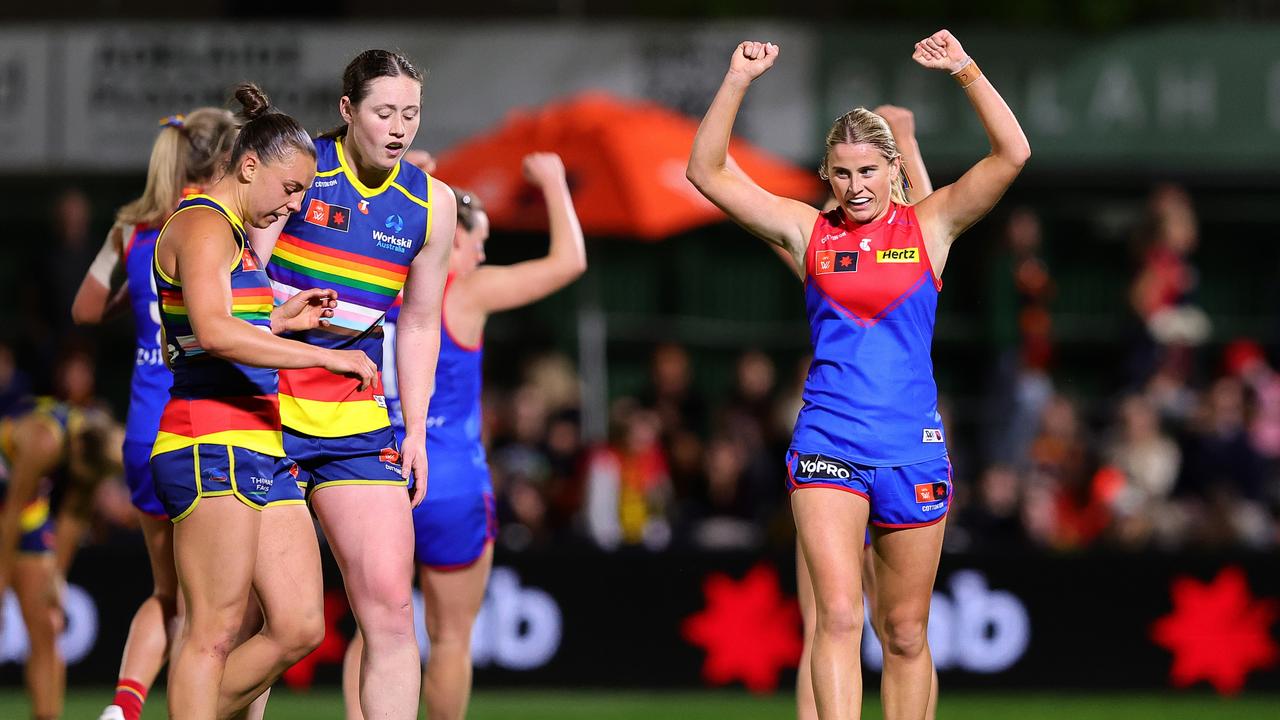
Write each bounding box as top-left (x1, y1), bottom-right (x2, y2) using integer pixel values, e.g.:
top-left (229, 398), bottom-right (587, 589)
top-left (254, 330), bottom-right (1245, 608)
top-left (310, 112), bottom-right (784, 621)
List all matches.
top-left (1, 688), bottom-right (1275, 719)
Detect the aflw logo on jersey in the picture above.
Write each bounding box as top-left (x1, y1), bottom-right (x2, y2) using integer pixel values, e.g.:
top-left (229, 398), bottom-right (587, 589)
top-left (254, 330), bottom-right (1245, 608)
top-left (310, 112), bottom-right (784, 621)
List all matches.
top-left (815, 250), bottom-right (858, 274)
top-left (877, 248), bottom-right (919, 263)
top-left (305, 199), bottom-right (351, 232)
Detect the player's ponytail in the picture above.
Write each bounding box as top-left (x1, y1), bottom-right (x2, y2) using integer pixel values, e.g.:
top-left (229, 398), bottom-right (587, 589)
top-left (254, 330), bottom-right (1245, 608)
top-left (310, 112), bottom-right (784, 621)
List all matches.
top-left (452, 187), bottom-right (485, 231)
top-left (227, 82), bottom-right (316, 171)
top-left (319, 49), bottom-right (423, 139)
top-left (819, 108), bottom-right (910, 206)
top-left (117, 107), bottom-right (237, 227)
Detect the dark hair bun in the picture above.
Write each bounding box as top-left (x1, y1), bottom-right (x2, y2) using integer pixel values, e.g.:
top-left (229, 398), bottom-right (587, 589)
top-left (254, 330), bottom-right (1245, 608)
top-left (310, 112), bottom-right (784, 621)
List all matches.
top-left (233, 83), bottom-right (271, 121)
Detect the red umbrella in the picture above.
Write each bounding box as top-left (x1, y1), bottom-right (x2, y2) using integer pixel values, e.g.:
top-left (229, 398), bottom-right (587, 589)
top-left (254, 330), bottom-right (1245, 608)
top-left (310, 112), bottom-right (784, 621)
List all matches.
top-left (433, 92), bottom-right (821, 239)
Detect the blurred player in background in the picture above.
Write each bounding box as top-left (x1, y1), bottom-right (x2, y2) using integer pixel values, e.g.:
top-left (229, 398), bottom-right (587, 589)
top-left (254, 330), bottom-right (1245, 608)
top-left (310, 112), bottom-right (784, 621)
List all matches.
top-left (344, 150), bottom-right (586, 720)
top-left (249, 50), bottom-right (456, 720)
top-left (0, 396), bottom-right (122, 720)
top-left (71, 106), bottom-right (240, 720)
top-left (689, 31), bottom-right (1029, 720)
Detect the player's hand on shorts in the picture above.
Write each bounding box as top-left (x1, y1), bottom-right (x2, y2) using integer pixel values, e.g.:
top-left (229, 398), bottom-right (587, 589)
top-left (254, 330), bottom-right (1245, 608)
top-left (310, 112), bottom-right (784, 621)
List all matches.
top-left (323, 349), bottom-right (378, 391)
top-left (404, 149), bottom-right (437, 175)
top-left (522, 152), bottom-right (566, 189)
top-left (873, 105), bottom-right (917, 144)
top-left (912, 29), bottom-right (970, 74)
top-left (401, 433), bottom-right (428, 508)
top-left (271, 287), bottom-right (338, 334)
top-left (728, 41), bottom-right (779, 84)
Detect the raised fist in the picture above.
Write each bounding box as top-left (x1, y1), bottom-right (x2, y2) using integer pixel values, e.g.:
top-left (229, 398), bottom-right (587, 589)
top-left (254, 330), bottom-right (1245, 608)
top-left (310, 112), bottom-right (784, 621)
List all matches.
top-left (728, 41), bottom-right (779, 84)
top-left (912, 30), bottom-right (970, 74)
top-left (873, 105), bottom-right (917, 144)
top-left (521, 152), bottom-right (566, 188)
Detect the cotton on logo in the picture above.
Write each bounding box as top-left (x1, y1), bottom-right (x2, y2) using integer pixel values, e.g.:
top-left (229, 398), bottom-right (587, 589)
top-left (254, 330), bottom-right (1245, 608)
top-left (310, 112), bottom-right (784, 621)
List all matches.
top-left (412, 567), bottom-right (561, 671)
top-left (0, 586), bottom-right (98, 665)
top-left (862, 570), bottom-right (1030, 674)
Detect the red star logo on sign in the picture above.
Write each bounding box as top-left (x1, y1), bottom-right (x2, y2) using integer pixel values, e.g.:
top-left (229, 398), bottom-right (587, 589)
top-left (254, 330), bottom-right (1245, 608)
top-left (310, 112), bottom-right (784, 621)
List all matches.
top-left (682, 564), bottom-right (802, 692)
top-left (840, 255), bottom-right (853, 268)
top-left (1150, 566), bottom-right (1279, 695)
top-left (332, 210), bottom-right (345, 226)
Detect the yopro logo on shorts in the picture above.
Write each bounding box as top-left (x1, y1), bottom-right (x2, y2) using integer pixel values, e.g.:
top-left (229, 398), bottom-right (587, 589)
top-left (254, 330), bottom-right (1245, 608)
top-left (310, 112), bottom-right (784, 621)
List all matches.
top-left (795, 454), bottom-right (855, 481)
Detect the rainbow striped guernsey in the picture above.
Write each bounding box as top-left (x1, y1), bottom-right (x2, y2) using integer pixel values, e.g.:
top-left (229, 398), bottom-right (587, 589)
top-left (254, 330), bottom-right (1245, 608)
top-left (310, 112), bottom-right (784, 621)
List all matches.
top-left (151, 195), bottom-right (283, 458)
top-left (268, 136), bottom-right (432, 438)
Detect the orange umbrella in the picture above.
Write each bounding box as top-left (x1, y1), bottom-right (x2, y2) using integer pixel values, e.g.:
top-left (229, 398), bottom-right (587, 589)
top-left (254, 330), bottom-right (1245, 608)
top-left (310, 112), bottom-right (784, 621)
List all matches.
top-left (433, 92), bottom-right (822, 240)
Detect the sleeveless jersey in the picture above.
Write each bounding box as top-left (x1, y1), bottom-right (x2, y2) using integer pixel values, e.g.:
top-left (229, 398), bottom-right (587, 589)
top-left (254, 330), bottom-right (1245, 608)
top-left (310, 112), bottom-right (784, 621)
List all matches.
top-left (385, 279), bottom-right (489, 495)
top-left (151, 195), bottom-right (282, 458)
top-left (122, 222), bottom-right (172, 444)
top-left (791, 203), bottom-right (947, 466)
top-left (268, 136), bottom-right (432, 438)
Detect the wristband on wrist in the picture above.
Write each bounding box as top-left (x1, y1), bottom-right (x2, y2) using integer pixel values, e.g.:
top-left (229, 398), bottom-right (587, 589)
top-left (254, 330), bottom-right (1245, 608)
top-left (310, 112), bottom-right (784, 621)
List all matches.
top-left (951, 57), bottom-right (982, 89)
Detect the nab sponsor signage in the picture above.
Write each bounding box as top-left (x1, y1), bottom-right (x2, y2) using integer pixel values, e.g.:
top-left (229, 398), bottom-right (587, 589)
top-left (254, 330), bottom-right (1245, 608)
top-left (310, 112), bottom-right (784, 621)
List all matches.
top-left (861, 570), bottom-right (1031, 673)
top-left (0, 586), bottom-right (98, 666)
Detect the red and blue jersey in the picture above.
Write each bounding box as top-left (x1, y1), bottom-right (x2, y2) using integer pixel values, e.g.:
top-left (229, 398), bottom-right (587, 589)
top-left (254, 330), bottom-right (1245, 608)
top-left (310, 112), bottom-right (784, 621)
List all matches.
top-left (268, 136), bottom-right (433, 438)
top-left (151, 195), bottom-right (283, 458)
top-left (791, 203), bottom-right (947, 466)
top-left (121, 222), bottom-right (172, 445)
top-left (384, 279), bottom-right (491, 497)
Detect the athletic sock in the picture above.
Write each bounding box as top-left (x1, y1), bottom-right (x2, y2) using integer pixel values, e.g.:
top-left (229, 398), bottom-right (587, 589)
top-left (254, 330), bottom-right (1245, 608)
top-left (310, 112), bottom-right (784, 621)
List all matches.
top-left (113, 679), bottom-right (147, 720)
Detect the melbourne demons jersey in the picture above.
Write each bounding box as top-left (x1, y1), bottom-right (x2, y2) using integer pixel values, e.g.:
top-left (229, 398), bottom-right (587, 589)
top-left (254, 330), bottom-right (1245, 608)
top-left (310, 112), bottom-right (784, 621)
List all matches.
top-left (385, 280), bottom-right (490, 495)
top-left (151, 195), bottom-right (282, 458)
top-left (791, 203), bottom-right (947, 466)
top-left (268, 137), bottom-right (432, 438)
top-left (121, 222), bottom-right (172, 444)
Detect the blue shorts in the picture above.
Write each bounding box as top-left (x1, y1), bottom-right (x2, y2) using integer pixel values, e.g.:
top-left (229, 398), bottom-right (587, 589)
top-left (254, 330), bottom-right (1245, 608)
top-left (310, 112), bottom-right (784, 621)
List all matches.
top-left (786, 451), bottom-right (952, 528)
top-left (280, 426), bottom-right (407, 496)
top-left (1, 477), bottom-right (55, 553)
top-left (123, 438), bottom-right (166, 518)
top-left (413, 485), bottom-right (497, 569)
top-left (151, 444), bottom-right (297, 522)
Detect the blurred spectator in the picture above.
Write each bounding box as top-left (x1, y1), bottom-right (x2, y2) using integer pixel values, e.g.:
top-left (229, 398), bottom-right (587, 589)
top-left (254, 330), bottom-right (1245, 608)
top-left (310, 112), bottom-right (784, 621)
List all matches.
top-left (1128, 184), bottom-right (1210, 383)
top-left (641, 342), bottom-right (707, 498)
top-left (584, 399), bottom-right (673, 551)
top-left (1223, 340), bottom-right (1280, 462)
top-left (952, 464), bottom-right (1028, 552)
top-left (985, 207), bottom-right (1055, 469)
top-left (1143, 345), bottom-right (1199, 425)
top-left (54, 346), bottom-right (98, 407)
top-left (489, 384), bottom-right (554, 550)
top-left (1177, 376), bottom-right (1272, 547)
top-left (685, 434), bottom-right (763, 550)
top-left (1029, 395), bottom-right (1113, 549)
top-left (1104, 394), bottom-right (1182, 547)
top-left (641, 342), bottom-right (707, 436)
top-left (0, 340), bottom-right (32, 416)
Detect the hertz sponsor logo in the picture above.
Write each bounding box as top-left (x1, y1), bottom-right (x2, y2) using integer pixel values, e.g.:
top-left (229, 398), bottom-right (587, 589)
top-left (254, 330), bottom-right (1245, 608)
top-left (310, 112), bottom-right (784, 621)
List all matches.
top-left (877, 248), bottom-right (919, 263)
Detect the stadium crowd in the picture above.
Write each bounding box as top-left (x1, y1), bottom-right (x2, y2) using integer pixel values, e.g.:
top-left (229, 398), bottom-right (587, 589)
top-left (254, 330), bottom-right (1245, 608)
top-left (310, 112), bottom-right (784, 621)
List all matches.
top-left (3, 182), bottom-right (1277, 557)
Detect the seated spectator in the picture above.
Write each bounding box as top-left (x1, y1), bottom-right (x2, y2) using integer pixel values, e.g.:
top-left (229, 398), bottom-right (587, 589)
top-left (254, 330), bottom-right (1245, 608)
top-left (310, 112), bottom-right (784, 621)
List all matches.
top-left (584, 399), bottom-right (672, 551)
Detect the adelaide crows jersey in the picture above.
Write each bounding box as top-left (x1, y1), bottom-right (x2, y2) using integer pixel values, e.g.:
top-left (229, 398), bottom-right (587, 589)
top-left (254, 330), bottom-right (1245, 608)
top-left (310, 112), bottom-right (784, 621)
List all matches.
top-left (267, 137), bottom-right (432, 438)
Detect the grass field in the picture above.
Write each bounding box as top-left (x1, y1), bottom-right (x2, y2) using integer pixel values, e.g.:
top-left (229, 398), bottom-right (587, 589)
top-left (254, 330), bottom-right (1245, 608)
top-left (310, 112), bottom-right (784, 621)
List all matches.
top-left (2, 688), bottom-right (1276, 719)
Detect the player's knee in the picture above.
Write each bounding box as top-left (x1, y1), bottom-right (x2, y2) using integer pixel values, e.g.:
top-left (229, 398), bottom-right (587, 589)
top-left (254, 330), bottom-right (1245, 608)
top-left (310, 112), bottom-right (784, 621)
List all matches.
top-left (277, 612), bottom-right (325, 663)
top-left (425, 615), bottom-right (473, 650)
top-left (354, 582), bottom-right (414, 639)
top-left (186, 619), bottom-right (242, 659)
top-left (881, 613), bottom-right (928, 658)
top-left (815, 598), bottom-right (863, 638)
